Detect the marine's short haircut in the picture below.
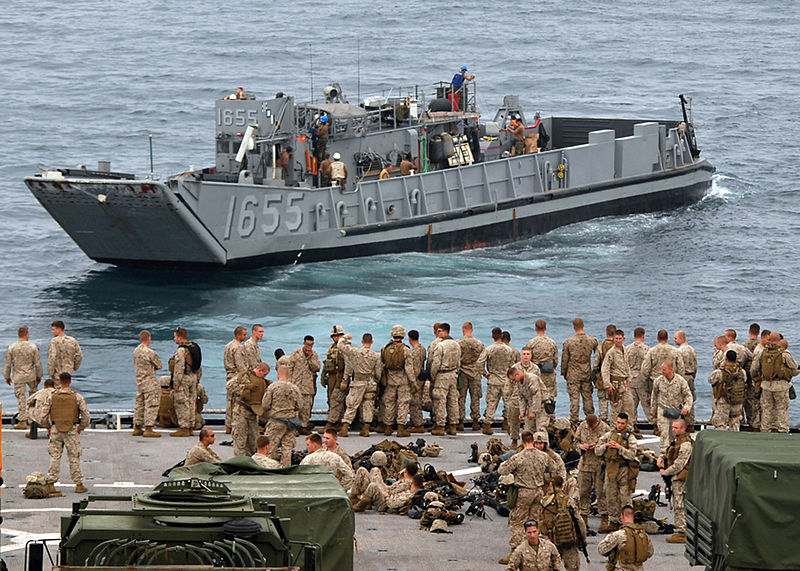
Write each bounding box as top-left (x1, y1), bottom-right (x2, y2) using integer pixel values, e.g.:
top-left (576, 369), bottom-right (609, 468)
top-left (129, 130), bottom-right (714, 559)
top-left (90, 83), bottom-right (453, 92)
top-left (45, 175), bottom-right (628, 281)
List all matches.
top-left (18, 326), bottom-right (28, 337)
top-left (59, 373), bottom-right (71, 384)
top-left (606, 324), bottom-right (617, 336)
top-left (761, 330), bottom-right (771, 339)
top-left (304, 335), bottom-right (314, 343)
top-left (411, 474), bottom-right (425, 488)
top-left (51, 320), bottom-right (65, 330)
top-left (462, 321), bottom-right (473, 330)
top-left (492, 327), bottom-right (502, 340)
top-left (44, 378), bottom-right (56, 388)
top-left (749, 323), bottom-right (760, 335)
top-left (501, 330), bottom-right (511, 342)
top-left (614, 330), bottom-right (625, 338)
top-left (657, 329), bottom-right (668, 341)
top-left (306, 433), bottom-right (322, 446)
top-left (324, 427), bottom-right (339, 438)
top-left (139, 330), bottom-right (151, 342)
top-left (573, 318), bottom-right (584, 329)
top-left (252, 323), bottom-right (264, 332)
top-left (617, 412), bottom-right (629, 421)
top-left (405, 463), bottom-right (419, 476)
top-left (535, 319), bottom-right (546, 331)
top-left (725, 329), bottom-right (737, 340)
top-left (234, 326), bottom-right (247, 337)
top-left (256, 435), bottom-right (270, 449)
top-left (199, 428), bottom-right (214, 439)
top-left (174, 327), bottom-right (188, 338)
top-left (408, 329), bottom-right (420, 341)
top-left (439, 323), bottom-right (451, 333)
top-left (552, 475), bottom-right (564, 488)
top-left (362, 333), bottom-right (373, 343)
top-left (634, 327), bottom-right (645, 338)
top-left (521, 430), bottom-right (534, 443)
top-left (726, 350), bottom-right (737, 362)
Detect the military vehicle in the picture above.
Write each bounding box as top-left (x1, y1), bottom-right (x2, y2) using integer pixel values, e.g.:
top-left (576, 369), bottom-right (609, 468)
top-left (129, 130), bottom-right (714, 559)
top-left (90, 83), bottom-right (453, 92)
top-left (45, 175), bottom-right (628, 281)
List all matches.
top-left (25, 79), bottom-right (714, 269)
top-left (685, 430), bottom-right (800, 571)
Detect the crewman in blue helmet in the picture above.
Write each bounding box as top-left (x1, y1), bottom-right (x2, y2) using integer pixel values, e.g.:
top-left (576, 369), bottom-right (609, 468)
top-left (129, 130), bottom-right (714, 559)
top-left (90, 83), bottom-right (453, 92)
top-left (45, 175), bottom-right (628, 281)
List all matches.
top-left (450, 66), bottom-right (475, 111)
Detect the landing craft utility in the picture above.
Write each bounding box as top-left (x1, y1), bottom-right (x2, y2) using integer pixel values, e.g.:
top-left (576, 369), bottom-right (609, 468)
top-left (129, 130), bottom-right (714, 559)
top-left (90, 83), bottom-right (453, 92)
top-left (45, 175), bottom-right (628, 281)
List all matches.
top-left (25, 79), bottom-right (714, 269)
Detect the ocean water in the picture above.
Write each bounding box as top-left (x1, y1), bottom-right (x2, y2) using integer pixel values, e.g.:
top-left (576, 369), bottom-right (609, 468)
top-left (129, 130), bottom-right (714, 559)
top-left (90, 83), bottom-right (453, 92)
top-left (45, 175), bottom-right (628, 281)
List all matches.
top-left (1, 0), bottom-right (799, 423)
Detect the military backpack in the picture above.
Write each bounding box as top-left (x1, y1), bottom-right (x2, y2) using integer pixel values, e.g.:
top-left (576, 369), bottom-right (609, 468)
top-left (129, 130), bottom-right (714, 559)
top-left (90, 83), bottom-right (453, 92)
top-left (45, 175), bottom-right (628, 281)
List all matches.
top-left (617, 525), bottom-right (650, 564)
top-left (721, 364), bottom-right (746, 405)
top-left (50, 390), bottom-right (79, 432)
top-left (760, 345), bottom-right (789, 382)
top-left (542, 492), bottom-right (577, 547)
top-left (382, 341), bottom-right (407, 371)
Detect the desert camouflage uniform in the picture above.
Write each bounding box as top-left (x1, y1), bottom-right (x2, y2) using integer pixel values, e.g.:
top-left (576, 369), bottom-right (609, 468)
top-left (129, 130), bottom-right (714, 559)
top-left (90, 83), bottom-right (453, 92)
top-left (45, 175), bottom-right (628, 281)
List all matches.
top-left (457, 335), bottom-right (484, 424)
top-left (27, 386), bottom-right (56, 426)
top-left (195, 384), bottom-right (208, 429)
top-left (595, 427), bottom-right (638, 525)
top-left (338, 339), bottom-right (382, 425)
top-left (327, 443), bottom-right (350, 465)
top-left (381, 342), bottom-right (416, 426)
top-left (351, 466), bottom-right (391, 496)
top-left (172, 345), bottom-right (200, 430)
top-left (133, 343), bottom-right (162, 428)
top-left (708, 364), bottom-right (744, 430)
top-left (223, 338), bottom-right (248, 431)
top-left (430, 337), bottom-right (461, 428)
top-left (574, 418), bottom-right (609, 518)
top-left (639, 343), bottom-right (685, 392)
top-left (186, 441), bottom-right (222, 466)
top-left (42, 388), bottom-right (90, 485)
top-left (650, 373), bottom-right (692, 453)
top-left (227, 370), bottom-right (269, 456)
top-left (741, 337), bottom-right (761, 429)
top-left (515, 366), bottom-right (548, 435)
top-left (287, 347), bottom-right (321, 429)
top-left (505, 537), bottom-right (563, 571)
top-left (300, 449), bottom-right (354, 489)
top-left (751, 345), bottom-right (799, 433)
top-left (243, 336), bottom-right (262, 369)
top-left (662, 434), bottom-right (692, 533)
top-left (4, 339), bottom-right (43, 422)
top-left (540, 489), bottom-right (586, 571)
top-left (477, 341), bottom-right (516, 424)
top-left (262, 379), bottom-right (303, 466)
top-left (727, 341), bottom-right (753, 368)
top-left (425, 337), bottom-right (442, 422)
top-left (498, 447), bottom-right (550, 549)
top-left (624, 341), bottom-right (650, 422)
top-left (408, 344), bottom-right (427, 426)
top-left (252, 452), bottom-right (281, 468)
top-left (561, 333), bottom-right (598, 423)
top-left (323, 341), bottom-right (347, 424)
top-left (594, 338), bottom-right (615, 423)
top-left (597, 524), bottom-right (653, 570)
top-left (601, 346), bottom-right (635, 420)
top-left (47, 334), bottom-right (82, 379)
top-left (677, 342), bottom-right (698, 430)
top-left (524, 334), bottom-right (559, 424)
top-left (362, 483), bottom-right (415, 512)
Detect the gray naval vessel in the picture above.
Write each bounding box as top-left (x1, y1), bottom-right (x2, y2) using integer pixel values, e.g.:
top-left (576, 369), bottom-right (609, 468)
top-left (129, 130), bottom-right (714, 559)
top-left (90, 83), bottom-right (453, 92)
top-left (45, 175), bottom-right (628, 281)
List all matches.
top-left (25, 81), bottom-right (714, 269)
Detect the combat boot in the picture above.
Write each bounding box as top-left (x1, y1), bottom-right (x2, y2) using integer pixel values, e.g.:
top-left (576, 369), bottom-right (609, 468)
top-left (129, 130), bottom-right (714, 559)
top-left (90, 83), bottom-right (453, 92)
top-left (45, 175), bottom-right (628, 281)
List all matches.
top-left (482, 424), bottom-right (494, 436)
top-left (582, 514), bottom-right (588, 528)
top-left (298, 426), bottom-right (312, 436)
top-left (410, 425), bottom-right (425, 433)
top-left (471, 420), bottom-right (481, 431)
top-left (225, 426), bottom-right (232, 434)
top-left (510, 439), bottom-right (518, 449)
top-left (318, 423), bottom-right (333, 434)
top-left (143, 427), bottom-right (161, 438)
top-left (28, 421), bottom-right (39, 440)
top-left (75, 484), bottom-right (88, 494)
top-left (170, 428), bottom-right (192, 437)
top-left (498, 550), bottom-right (513, 565)
top-left (359, 424), bottom-right (371, 437)
top-left (46, 483), bottom-right (62, 498)
top-left (339, 423), bottom-right (350, 437)
top-left (14, 420), bottom-right (27, 430)
top-left (666, 531), bottom-right (686, 544)
top-left (598, 515), bottom-right (613, 533)
top-left (384, 425), bottom-right (394, 436)
top-left (457, 421), bottom-right (465, 431)
top-left (352, 497), bottom-right (372, 512)
top-left (397, 424), bottom-right (411, 438)
top-left (431, 425), bottom-right (446, 436)
top-left (374, 422), bottom-right (386, 433)
top-left (132, 425), bottom-right (144, 436)
top-left (446, 424), bottom-right (458, 436)
top-left (501, 419), bottom-right (509, 432)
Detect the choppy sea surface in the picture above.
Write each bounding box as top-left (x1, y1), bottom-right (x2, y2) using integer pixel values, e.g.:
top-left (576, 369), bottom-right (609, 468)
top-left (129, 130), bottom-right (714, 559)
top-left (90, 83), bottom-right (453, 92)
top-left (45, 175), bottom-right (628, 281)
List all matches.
top-left (1, 1), bottom-right (799, 423)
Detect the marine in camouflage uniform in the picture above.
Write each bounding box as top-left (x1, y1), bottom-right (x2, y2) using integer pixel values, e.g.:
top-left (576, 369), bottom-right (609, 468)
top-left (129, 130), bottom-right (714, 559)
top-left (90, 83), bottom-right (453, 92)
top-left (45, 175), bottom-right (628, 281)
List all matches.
top-left (523, 320), bottom-right (559, 426)
top-left (186, 429), bottom-right (222, 466)
top-left (561, 319), bottom-right (598, 424)
top-left (47, 321), bottom-right (83, 380)
top-left (429, 323), bottom-right (462, 435)
top-left (170, 328), bottom-right (201, 437)
top-left (593, 326), bottom-right (617, 424)
top-left (407, 331), bottom-right (427, 431)
top-left (252, 435), bottom-right (281, 468)
top-left (750, 333), bottom-right (799, 433)
top-left (600, 332), bottom-right (635, 422)
top-left (597, 510), bottom-right (653, 571)
top-left (457, 322), bottom-right (484, 429)
top-left (649, 362), bottom-right (692, 454)
top-left (380, 325), bottom-right (416, 436)
top-left (4, 326), bottom-right (43, 427)
top-left (658, 418), bottom-right (693, 542)
top-left (741, 325), bottom-right (762, 429)
top-left (262, 365), bottom-right (303, 466)
top-left (321, 326), bottom-right (347, 430)
top-left (674, 331), bottom-right (698, 431)
top-left (227, 363), bottom-right (270, 456)
top-left (300, 436), bottom-right (354, 489)
top-left (133, 331), bottom-right (163, 436)
top-left (223, 327), bottom-right (248, 433)
top-left (708, 350), bottom-right (745, 430)
top-left (540, 480), bottom-right (587, 571)
top-left (477, 328), bottom-right (516, 434)
top-left (511, 362), bottom-right (548, 437)
top-left (27, 380), bottom-right (57, 428)
top-left (638, 330), bottom-right (685, 418)
top-left (624, 329), bottom-right (650, 424)
top-left (338, 333), bottom-right (383, 437)
top-left (498, 431), bottom-right (550, 551)
top-left (595, 415), bottom-right (638, 529)
top-left (243, 324), bottom-right (264, 369)
top-left (573, 415), bottom-right (609, 525)
top-left (287, 337), bottom-right (321, 433)
top-left (42, 374), bottom-right (91, 491)
top-left (505, 524), bottom-right (563, 571)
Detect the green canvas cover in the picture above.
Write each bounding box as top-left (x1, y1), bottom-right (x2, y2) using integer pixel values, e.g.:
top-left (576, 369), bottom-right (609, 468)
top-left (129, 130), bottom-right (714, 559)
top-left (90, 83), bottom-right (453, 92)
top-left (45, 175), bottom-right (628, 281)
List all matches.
top-left (170, 457), bottom-right (354, 571)
top-left (685, 431), bottom-right (800, 570)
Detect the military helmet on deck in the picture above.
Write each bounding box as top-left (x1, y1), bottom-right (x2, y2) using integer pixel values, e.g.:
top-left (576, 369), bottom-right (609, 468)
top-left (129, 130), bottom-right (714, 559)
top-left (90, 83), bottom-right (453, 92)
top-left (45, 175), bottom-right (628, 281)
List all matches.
top-left (370, 450), bottom-right (387, 467)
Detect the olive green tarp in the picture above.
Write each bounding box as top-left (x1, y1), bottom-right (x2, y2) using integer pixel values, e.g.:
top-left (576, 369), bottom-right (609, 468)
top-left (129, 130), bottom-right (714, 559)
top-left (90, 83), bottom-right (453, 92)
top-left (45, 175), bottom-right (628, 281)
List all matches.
top-left (170, 457), bottom-right (354, 571)
top-left (685, 431), bottom-right (800, 570)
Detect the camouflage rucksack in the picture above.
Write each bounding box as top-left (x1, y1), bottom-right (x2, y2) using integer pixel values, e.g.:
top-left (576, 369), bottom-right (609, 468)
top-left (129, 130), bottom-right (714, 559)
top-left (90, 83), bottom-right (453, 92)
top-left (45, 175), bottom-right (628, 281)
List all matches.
top-left (542, 493), bottom-right (577, 547)
top-left (761, 345), bottom-right (789, 382)
top-left (722, 364), bottom-right (746, 405)
top-left (382, 342), bottom-right (407, 370)
top-left (23, 472), bottom-right (50, 499)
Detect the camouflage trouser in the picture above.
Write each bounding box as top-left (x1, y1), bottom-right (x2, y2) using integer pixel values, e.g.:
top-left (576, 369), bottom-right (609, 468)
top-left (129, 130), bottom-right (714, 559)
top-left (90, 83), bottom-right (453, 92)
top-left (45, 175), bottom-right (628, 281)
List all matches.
top-left (578, 466), bottom-right (606, 516)
top-left (352, 466), bottom-right (385, 495)
top-left (597, 388), bottom-right (610, 423)
top-left (630, 380), bottom-right (652, 423)
top-left (231, 405), bottom-right (258, 456)
top-left (409, 386), bottom-right (424, 426)
top-left (761, 386), bottom-right (790, 433)
top-left (483, 383), bottom-right (505, 423)
top-left (458, 371), bottom-right (482, 422)
top-left (14, 379), bottom-right (37, 422)
top-left (265, 420), bottom-right (296, 467)
top-left (173, 376), bottom-right (198, 429)
top-left (362, 481), bottom-right (390, 511)
top-left (559, 546), bottom-right (580, 571)
top-left (509, 487), bottom-right (543, 548)
top-left (743, 390), bottom-right (761, 429)
top-left (342, 380), bottom-right (377, 425)
top-left (382, 383), bottom-right (411, 425)
top-left (540, 372), bottom-right (557, 426)
top-left (326, 386), bottom-right (347, 424)
top-left (134, 384), bottom-right (160, 427)
top-left (506, 396), bottom-right (521, 440)
top-left (224, 377), bottom-right (235, 430)
top-left (432, 372), bottom-right (459, 427)
top-left (298, 393), bottom-right (315, 428)
top-left (656, 412), bottom-right (673, 454)
top-left (609, 390), bottom-right (635, 422)
top-left (567, 379), bottom-right (594, 423)
top-left (47, 427), bottom-right (83, 485)
top-left (604, 464), bottom-right (630, 524)
top-left (684, 374), bottom-right (696, 430)
top-left (712, 398), bottom-right (742, 431)
top-left (672, 479), bottom-right (686, 532)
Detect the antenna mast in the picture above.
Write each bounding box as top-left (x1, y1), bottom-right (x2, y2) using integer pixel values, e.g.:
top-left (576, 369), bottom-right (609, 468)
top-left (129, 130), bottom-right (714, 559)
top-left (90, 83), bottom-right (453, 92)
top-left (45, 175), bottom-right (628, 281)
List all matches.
top-left (310, 47), bottom-right (314, 104)
top-left (357, 39), bottom-right (361, 104)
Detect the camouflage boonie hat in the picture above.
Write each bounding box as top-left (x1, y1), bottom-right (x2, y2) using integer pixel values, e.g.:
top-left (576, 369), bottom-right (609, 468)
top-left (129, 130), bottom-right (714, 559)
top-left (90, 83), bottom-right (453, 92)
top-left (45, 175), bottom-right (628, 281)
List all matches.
top-left (330, 325), bottom-right (345, 336)
top-left (370, 450), bottom-right (387, 467)
top-left (390, 325), bottom-right (406, 338)
top-left (430, 518), bottom-right (451, 533)
top-left (422, 443), bottom-right (441, 457)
